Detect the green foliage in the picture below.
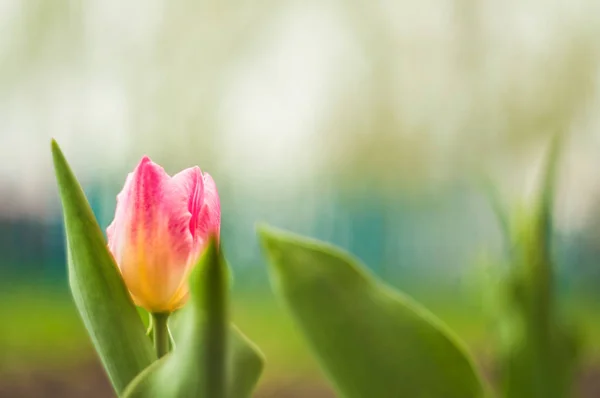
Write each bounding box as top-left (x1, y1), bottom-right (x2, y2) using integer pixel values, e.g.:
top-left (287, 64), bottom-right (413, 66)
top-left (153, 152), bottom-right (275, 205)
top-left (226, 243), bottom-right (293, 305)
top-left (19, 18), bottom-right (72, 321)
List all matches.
top-left (51, 140), bottom-right (156, 394)
top-left (122, 241), bottom-right (264, 398)
top-left (259, 225), bottom-right (487, 398)
top-left (52, 140), bottom-right (263, 397)
top-left (51, 132), bottom-right (581, 398)
top-left (487, 135), bottom-right (580, 398)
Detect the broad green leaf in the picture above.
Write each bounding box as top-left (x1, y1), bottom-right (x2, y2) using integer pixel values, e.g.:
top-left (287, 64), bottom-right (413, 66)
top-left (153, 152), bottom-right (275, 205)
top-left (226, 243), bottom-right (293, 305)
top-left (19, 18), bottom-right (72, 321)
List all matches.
top-left (123, 240), bottom-right (264, 398)
top-left (51, 140), bottom-right (156, 394)
top-left (259, 225), bottom-right (487, 398)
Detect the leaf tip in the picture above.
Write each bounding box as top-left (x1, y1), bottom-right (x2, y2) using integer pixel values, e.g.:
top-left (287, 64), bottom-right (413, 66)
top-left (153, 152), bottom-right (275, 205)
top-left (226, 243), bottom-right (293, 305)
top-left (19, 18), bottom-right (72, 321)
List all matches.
top-left (189, 236), bottom-right (225, 298)
top-left (50, 138), bottom-right (61, 157)
top-left (50, 138), bottom-right (68, 177)
top-left (256, 223), bottom-right (286, 257)
top-left (255, 222), bottom-right (273, 237)
top-left (256, 221), bottom-right (277, 241)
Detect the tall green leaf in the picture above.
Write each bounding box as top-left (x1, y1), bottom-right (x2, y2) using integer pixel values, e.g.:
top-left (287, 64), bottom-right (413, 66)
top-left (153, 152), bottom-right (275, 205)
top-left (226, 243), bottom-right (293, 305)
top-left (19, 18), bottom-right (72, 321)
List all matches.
top-left (51, 140), bottom-right (156, 394)
top-left (497, 134), bottom-right (580, 398)
top-left (259, 225), bottom-right (487, 398)
top-left (123, 240), bottom-right (264, 398)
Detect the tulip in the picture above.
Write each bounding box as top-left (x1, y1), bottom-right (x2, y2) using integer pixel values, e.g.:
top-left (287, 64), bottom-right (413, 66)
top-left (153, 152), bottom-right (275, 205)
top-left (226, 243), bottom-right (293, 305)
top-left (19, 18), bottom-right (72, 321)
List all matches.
top-left (107, 156), bottom-right (220, 314)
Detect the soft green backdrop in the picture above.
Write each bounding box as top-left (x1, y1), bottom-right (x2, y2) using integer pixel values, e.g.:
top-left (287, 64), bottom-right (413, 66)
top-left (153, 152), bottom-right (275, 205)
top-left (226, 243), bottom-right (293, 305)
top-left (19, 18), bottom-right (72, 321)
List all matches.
top-left (2, 0), bottom-right (600, 396)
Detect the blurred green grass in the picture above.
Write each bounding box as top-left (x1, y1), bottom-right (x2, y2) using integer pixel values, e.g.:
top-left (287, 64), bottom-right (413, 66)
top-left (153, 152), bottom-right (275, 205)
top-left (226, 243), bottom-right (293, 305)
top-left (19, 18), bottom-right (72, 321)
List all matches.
top-left (0, 285), bottom-right (89, 372)
top-left (2, 284), bottom-right (599, 384)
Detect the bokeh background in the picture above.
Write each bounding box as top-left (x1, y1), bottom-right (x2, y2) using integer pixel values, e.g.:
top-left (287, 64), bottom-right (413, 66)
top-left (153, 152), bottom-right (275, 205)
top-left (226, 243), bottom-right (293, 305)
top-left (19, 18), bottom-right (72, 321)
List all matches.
top-left (2, 0), bottom-right (600, 396)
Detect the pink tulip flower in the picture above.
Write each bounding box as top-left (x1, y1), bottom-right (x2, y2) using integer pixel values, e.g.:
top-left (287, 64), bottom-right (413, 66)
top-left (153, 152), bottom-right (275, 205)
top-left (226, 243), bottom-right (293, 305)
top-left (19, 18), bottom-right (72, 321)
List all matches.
top-left (107, 156), bottom-right (220, 313)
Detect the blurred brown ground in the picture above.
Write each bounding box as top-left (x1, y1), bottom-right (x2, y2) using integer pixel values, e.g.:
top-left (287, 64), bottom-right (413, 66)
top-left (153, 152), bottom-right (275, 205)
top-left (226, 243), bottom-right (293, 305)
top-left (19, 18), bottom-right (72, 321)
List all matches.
top-left (0, 361), bottom-right (336, 398)
top-left (1, 360), bottom-right (599, 398)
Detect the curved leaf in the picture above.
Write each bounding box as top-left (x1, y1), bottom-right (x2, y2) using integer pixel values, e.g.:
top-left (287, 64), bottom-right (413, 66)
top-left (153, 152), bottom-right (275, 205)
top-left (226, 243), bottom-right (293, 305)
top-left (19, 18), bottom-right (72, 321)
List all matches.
top-left (123, 240), bottom-right (264, 398)
top-left (51, 140), bottom-right (156, 394)
top-left (259, 225), bottom-right (487, 398)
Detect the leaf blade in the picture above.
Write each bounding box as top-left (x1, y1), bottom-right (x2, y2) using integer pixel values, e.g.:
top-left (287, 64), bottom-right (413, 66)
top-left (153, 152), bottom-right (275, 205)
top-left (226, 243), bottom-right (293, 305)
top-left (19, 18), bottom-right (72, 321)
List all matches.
top-left (122, 241), bottom-right (264, 398)
top-left (51, 140), bottom-right (156, 393)
top-left (259, 225), bottom-right (487, 398)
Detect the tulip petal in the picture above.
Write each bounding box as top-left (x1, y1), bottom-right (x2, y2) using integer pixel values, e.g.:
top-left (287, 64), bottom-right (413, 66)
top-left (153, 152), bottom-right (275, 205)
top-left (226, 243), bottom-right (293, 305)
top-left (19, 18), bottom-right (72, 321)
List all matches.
top-left (198, 173), bottom-right (221, 241)
top-left (107, 158), bottom-right (221, 313)
top-left (107, 172), bottom-right (133, 251)
top-left (172, 166), bottom-right (205, 245)
top-left (108, 156), bottom-right (194, 312)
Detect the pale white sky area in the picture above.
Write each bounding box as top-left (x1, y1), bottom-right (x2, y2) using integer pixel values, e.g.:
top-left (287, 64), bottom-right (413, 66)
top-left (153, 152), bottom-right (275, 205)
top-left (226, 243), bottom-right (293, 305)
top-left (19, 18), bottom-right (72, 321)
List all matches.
top-left (1, 0), bottom-right (600, 232)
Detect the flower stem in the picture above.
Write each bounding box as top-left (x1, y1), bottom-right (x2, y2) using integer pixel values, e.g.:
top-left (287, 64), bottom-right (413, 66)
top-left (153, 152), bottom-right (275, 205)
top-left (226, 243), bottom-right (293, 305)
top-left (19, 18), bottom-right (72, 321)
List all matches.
top-left (151, 312), bottom-right (170, 358)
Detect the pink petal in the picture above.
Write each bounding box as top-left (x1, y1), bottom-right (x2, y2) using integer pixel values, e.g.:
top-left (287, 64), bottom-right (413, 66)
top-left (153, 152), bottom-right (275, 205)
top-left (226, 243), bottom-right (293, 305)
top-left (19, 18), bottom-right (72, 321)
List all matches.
top-left (107, 172), bottom-right (133, 248)
top-left (107, 156), bottom-right (194, 312)
top-left (172, 166), bottom-right (205, 243)
top-left (197, 172), bottom-right (221, 242)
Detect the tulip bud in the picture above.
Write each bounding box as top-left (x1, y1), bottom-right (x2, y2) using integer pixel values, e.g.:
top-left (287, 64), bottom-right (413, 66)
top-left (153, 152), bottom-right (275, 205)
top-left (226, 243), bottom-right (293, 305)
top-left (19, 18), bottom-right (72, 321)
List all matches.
top-left (107, 156), bottom-right (220, 313)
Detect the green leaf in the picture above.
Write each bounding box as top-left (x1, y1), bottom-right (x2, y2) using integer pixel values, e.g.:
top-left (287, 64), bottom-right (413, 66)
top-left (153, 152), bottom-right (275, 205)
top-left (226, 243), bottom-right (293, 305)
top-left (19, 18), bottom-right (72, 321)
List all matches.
top-left (51, 140), bottom-right (156, 394)
top-left (478, 174), bottom-right (512, 261)
top-left (259, 225), bottom-right (487, 398)
top-left (536, 133), bottom-right (562, 247)
top-left (122, 240), bottom-right (264, 398)
top-left (225, 325), bottom-right (265, 398)
top-left (498, 134), bottom-right (580, 398)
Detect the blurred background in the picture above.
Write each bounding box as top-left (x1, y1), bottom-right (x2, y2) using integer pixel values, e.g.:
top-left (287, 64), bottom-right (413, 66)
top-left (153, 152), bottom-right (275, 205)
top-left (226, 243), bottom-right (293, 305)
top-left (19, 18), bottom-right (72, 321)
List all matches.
top-left (1, 0), bottom-right (600, 396)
